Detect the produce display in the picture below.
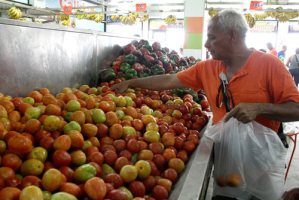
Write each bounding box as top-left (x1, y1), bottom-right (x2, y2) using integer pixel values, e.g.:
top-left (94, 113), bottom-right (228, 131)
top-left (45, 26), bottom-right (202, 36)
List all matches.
top-left (99, 40), bottom-right (208, 108)
top-left (0, 80), bottom-right (209, 199)
top-left (108, 40), bottom-right (198, 81)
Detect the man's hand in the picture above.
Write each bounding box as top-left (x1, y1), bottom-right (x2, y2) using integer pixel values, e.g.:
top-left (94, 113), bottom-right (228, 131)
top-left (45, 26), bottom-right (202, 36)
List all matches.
top-left (110, 81), bottom-right (130, 93)
top-left (225, 103), bottom-right (261, 123)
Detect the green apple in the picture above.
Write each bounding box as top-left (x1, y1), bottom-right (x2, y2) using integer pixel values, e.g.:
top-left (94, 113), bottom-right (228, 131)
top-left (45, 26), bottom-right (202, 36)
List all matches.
top-left (120, 165), bottom-right (138, 183)
top-left (64, 112), bottom-right (73, 122)
top-left (74, 164), bottom-right (96, 182)
top-left (119, 186), bottom-right (133, 200)
top-left (66, 100), bottom-right (81, 112)
top-left (122, 126), bottom-right (136, 138)
top-left (135, 160), bottom-right (151, 179)
top-left (107, 93), bottom-right (118, 102)
top-left (64, 121), bottom-right (81, 134)
top-left (144, 130), bottom-right (160, 143)
top-left (20, 185), bottom-right (43, 200)
top-left (62, 87), bottom-right (73, 94)
top-left (27, 147), bottom-right (48, 162)
top-left (116, 110), bottom-right (125, 120)
top-left (82, 140), bottom-right (92, 151)
top-left (173, 98), bottom-right (184, 105)
top-left (140, 105), bottom-right (153, 115)
top-left (116, 96), bottom-right (127, 107)
top-left (102, 163), bottom-right (115, 179)
top-left (124, 96), bottom-right (133, 106)
top-left (25, 107), bottom-right (41, 119)
top-left (71, 150), bottom-right (86, 166)
top-left (0, 105), bottom-right (7, 118)
top-left (43, 115), bottom-right (61, 131)
top-left (23, 97), bottom-right (35, 105)
top-left (50, 192), bottom-right (78, 200)
top-left (91, 109), bottom-right (106, 123)
top-left (166, 100), bottom-right (174, 106)
top-left (37, 105), bottom-right (46, 114)
top-left (89, 87), bottom-right (98, 94)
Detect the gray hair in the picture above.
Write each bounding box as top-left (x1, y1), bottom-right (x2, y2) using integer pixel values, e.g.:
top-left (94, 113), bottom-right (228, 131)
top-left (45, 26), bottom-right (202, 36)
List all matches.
top-left (209, 9), bottom-right (248, 39)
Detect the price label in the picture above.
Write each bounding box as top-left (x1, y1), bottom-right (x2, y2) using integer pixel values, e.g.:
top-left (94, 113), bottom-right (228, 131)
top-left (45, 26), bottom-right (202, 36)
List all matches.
top-left (60, 0), bottom-right (73, 14)
top-left (136, 3), bottom-right (147, 12)
top-left (249, 1), bottom-right (263, 10)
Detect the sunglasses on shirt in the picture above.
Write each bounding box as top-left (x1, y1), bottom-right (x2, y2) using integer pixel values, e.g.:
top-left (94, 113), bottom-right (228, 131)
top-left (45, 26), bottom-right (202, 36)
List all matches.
top-left (216, 72), bottom-right (235, 112)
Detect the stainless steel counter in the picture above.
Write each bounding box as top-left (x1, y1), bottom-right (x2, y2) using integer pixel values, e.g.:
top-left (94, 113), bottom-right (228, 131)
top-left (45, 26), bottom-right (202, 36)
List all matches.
top-left (0, 18), bottom-right (137, 97)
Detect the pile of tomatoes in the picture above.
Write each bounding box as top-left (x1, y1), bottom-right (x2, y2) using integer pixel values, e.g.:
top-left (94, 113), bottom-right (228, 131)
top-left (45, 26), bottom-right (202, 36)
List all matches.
top-left (0, 79), bottom-right (208, 200)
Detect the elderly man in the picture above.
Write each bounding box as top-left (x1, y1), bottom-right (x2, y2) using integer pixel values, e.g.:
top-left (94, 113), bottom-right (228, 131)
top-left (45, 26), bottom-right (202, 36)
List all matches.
top-left (112, 9), bottom-right (299, 199)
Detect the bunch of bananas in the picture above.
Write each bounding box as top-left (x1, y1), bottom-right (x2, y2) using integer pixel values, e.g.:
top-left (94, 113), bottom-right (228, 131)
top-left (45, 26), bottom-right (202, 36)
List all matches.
top-left (139, 14), bottom-right (149, 22)
top-left (208, 8), bottom-right (218, 17)
top-left (165, 15), bottom-right (176, 25)
top-left (59, 14), bottom-right (70, 26)
top-left (288, 11), bottom-right (299, 19)
top-left (254, 13), bottom-right (267, 21)
top-left (110, 15), bottom-right (119, 22)
top-left (244, 13), bottom-right (255, 28)
top-left (94, 14), bottom-right (104, 23)
top-left (7, 7), bottom-right (22, 20)
top-left (75, 10), bottom-right (86, 20)
top-left (62, 18), bottom-right (71, 26)
top-left (120, 12), bottom-right (138, 25)
top-left (264, 7), bottom-right (299, 22)
top-left (86, 13), bottom-right (96, 20)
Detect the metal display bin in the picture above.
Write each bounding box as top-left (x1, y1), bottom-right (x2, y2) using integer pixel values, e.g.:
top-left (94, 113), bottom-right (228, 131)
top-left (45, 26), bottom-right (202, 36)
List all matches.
top-left (0, 18), bottom-right (214, 199)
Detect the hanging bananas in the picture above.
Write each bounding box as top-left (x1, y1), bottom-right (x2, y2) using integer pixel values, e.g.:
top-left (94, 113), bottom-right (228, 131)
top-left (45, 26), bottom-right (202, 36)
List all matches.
top-left (139, 14), bottom-right (149, 22)
top-left (120, 12), bottom-right (138, 25)
top-left (254, 13), bottom-right (267, 21)
top-left (208, 8), bottom-right (218, 17)
top-left (7, 7), bottom-right (22, 20)
top-left (110, 15), bottom-right (119, 22)
top-left (244, 13), bottom-right (255, 28)
top-left (264, 7), bottom-right (299, 22)
top-left (165, 15), bottom-right (176, 25)
top-left (94, 14), bottom-right (104, 23)
top-left (59, 14), bottom-right (70, 26)
top-left (75, 10), bottom-right (85, 20)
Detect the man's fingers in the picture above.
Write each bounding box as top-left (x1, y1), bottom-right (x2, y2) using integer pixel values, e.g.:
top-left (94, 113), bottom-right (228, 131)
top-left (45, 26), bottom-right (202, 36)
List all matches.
top-left (224, 107), bottom-right (238, 122)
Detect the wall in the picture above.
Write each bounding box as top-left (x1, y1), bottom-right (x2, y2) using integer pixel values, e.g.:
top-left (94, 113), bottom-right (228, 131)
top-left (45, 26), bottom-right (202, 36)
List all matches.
top-left (0, 18), bottom-right (136, 97)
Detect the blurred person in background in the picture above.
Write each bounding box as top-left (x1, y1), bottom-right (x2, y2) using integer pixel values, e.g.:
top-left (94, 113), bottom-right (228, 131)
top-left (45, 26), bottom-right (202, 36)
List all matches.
top-left (267, 42), bottom-right (278, 57)
top-left (278, 45), bottom-right (287, 63)
top-left (112, 9), bottom-right (299, 200)
top-left (286, 48), bottom-right (299, 87)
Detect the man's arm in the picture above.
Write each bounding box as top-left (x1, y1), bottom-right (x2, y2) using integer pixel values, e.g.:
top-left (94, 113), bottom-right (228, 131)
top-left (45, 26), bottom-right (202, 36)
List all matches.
top-left (111, 74), bottom-right (187, 93)
top-left (225, 102), bottom-right (299, 123)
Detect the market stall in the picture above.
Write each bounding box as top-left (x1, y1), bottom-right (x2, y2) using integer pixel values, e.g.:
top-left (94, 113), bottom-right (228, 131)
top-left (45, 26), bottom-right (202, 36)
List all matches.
top-left (0, 18), bottom-right (213, 200)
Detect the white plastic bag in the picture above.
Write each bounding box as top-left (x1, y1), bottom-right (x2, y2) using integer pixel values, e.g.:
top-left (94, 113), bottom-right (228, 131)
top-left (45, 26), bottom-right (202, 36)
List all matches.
top-left (204, 118), bottom-right (287, 200)
top-left (282, 122), bottom-right (299, 135)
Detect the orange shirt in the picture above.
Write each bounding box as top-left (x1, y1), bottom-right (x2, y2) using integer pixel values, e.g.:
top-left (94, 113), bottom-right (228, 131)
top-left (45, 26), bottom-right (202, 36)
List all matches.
top-left (177, 50), bottom-right (299, 132)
